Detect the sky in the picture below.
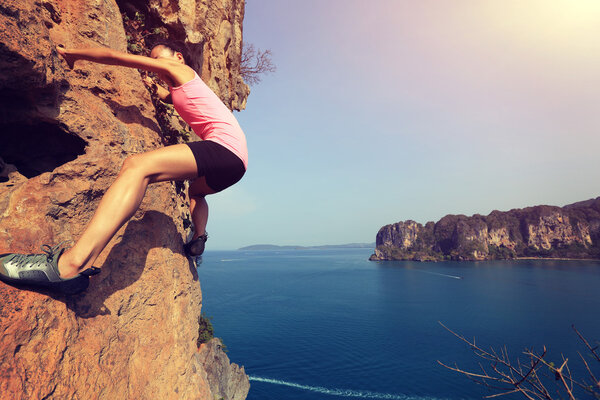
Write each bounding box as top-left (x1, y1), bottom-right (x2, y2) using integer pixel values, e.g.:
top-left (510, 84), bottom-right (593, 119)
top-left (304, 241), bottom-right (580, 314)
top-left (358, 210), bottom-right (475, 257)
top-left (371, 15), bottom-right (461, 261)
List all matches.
top-left (207, 0), bottom-right (600, 250)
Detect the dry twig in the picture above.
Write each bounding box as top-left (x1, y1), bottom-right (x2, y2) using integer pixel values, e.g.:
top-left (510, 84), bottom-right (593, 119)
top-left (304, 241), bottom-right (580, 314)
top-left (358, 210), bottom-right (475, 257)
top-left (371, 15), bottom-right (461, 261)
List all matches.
top-left (438, 322), bottom-right (600, 400)
top-left (240, 42), bottom-right (276, 86)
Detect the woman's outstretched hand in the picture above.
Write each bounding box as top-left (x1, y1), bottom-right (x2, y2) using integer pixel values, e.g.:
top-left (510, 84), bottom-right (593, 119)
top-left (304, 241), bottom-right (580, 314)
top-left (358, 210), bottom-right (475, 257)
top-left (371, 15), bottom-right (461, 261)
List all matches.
top-left (142, 75), bottom-right (157, 90)
top-left (142, 74), bottom-right (172, 103)
top-left (56, 45), bottom-right (76, 69)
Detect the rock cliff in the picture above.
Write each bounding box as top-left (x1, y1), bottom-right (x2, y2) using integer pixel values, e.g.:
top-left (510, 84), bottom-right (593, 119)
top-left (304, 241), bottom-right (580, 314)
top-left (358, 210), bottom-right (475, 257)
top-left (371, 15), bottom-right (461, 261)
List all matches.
top-left (0, 0), bottom-right (249, 399)
top-left (370, 197), bottom-right (600, 262)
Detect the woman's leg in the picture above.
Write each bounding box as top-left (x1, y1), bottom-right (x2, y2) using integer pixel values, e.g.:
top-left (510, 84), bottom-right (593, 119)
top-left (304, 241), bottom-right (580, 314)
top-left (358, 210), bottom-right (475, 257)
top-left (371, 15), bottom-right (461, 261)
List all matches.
top-left (189, 196), bottom-right (208, 239)
top-left (188, 177), bottom-right (215, 240)
top-left (58, 144), bottom-right (199, 278)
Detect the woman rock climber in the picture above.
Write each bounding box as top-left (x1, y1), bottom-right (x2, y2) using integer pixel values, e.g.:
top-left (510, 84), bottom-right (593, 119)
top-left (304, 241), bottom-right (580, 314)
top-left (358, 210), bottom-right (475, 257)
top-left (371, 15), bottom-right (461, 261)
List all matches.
top-left (0, 41), bottom-right (248, 294)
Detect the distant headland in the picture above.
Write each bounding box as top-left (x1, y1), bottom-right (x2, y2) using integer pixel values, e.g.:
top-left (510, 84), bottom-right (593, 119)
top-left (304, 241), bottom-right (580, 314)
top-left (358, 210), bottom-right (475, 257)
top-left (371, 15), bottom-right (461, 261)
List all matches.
top-left (370, 197), bottom-right (600, 262)
top-left (239, 243), bottom-right (375, 251)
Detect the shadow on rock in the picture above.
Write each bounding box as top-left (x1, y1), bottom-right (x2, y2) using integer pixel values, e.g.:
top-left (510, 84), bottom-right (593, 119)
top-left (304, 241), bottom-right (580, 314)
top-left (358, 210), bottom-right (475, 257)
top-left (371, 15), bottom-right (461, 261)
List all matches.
top-left (101, 97), bottom-right (162, 133)
top-left (59, 210), bottom-right (197, 318)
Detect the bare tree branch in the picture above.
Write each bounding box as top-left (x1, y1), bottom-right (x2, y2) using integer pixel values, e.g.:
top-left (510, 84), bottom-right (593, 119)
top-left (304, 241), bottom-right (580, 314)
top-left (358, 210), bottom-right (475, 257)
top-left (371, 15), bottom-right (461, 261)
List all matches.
top-left (573, 325), bottom-right (600, 362)
top-left (240, 42), bottom-right (276, 86)
top-left (437, 322), bottom-right (600, 400)
top-left (578, 351), bottom-right (600, 390)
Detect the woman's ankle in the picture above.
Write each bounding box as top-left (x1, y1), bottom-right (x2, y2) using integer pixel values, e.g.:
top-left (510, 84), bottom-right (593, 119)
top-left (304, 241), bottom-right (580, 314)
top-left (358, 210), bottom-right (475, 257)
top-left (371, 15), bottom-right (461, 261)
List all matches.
top-left (192, 231), bottom-right (208, 241)
top-left (57, 250), bottom-right (84, 279)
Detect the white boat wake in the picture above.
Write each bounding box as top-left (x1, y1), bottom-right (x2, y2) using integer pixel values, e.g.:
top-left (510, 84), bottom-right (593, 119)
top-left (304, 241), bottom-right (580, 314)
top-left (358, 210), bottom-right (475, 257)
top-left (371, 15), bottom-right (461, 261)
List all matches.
top-left (249, 375), bottom-right (445, 400)
top-left (413, 269), bottom-right (462, 280)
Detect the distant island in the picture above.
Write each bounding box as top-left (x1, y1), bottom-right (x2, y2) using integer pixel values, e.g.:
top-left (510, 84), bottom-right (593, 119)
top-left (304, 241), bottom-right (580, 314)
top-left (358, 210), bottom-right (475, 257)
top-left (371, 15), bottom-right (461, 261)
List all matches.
top-left (239, 243), bottom-right (375, 251)
top-left (370, 197), bottom-right (600, 262)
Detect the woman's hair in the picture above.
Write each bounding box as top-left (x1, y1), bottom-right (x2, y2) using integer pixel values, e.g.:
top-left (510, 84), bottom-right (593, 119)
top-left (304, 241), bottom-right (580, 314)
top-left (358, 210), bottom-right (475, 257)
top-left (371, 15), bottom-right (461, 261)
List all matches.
top-left (151, 39), bottom-right (191, 65)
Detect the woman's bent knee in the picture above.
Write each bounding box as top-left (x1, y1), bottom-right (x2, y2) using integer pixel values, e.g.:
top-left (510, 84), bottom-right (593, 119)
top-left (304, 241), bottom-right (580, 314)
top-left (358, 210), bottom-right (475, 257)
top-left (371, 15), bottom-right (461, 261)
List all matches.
top-left (120, 154), bottom-right (151, 178)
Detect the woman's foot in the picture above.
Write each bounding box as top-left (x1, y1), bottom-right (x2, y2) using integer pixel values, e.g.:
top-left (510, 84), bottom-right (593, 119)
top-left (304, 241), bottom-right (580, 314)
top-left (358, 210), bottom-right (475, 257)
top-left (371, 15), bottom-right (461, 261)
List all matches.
top-left (0, 244), bottom-right (100, 294)
top-left (184, 233), bottom-right (208, 257)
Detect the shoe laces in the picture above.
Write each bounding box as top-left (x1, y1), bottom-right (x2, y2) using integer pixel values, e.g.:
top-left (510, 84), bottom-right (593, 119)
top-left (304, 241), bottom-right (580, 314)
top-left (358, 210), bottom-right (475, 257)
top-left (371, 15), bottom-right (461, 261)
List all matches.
top-left (41, 243), bottom-right (65, 258)
top-left (9, 243), bottom-right (65, 269)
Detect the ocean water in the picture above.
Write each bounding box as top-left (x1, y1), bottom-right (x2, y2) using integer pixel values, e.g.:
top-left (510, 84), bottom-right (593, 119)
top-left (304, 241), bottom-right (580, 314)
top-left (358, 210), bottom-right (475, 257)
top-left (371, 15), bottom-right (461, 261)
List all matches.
top-left (198, 249), bottom-right (600, 400)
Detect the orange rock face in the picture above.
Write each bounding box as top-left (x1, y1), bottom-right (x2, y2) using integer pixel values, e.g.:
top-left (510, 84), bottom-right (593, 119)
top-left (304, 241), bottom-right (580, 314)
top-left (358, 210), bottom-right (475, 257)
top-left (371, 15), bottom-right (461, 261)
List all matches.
top-left (0, 0), bottom-right (249, 399)
top-left (141, 0), bottom-right (250, 110)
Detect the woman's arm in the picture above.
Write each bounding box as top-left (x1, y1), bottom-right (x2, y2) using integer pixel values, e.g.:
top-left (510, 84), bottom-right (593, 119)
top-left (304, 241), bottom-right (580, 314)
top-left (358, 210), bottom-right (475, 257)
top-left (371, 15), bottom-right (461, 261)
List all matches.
top-left (155, 85), bottom-right (172, 103)
top-left (143, 76), bottom-right (172, 103)
top-left (56, 46), bottom-right (193, 87)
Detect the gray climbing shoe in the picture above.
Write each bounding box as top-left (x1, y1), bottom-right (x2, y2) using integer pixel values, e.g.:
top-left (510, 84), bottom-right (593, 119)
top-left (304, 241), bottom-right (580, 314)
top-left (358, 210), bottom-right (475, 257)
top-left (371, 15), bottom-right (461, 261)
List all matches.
top-left (0, 244), bottom-right (100, 294)
top-left (184, 233), bottom-right (208, 257)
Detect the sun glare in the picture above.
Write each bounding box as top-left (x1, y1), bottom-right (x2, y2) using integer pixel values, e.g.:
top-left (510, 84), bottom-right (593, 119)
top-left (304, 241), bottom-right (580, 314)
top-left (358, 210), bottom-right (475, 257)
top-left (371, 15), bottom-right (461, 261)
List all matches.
top-left (480, 0), bottom-right (600, 49)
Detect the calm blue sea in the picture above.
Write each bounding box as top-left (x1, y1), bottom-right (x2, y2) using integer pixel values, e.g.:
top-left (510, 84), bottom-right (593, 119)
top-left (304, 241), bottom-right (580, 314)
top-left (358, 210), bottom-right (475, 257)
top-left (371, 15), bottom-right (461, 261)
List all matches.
top-left (198, 248), bottom-right (600, 400)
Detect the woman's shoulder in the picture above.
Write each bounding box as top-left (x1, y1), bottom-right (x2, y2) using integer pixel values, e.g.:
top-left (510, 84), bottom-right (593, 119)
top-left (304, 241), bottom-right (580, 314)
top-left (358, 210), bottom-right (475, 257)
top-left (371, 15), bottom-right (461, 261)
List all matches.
top-left (166, 63), bottom-right (196, 87)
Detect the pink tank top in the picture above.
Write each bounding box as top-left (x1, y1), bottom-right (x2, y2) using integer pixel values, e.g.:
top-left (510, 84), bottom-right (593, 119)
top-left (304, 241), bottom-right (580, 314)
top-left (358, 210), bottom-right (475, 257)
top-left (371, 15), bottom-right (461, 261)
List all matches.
top-left (170, 73), bottom-right (248, 169)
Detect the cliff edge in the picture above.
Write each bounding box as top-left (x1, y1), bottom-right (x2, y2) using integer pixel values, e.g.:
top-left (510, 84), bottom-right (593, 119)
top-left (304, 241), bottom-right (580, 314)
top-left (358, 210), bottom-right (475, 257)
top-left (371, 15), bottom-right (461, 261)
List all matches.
top-left (371, 197), bottom-right (600, 262)
top-left (0, 0), bottom-right (249, 399)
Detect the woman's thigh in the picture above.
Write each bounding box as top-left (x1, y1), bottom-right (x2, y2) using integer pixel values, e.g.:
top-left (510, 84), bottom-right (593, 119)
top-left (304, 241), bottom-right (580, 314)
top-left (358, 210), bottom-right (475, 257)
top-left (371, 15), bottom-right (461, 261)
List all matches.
top-left (188, 176), bottom-right (216, 197)
top-left (127, 144), bottom-right (198, 183)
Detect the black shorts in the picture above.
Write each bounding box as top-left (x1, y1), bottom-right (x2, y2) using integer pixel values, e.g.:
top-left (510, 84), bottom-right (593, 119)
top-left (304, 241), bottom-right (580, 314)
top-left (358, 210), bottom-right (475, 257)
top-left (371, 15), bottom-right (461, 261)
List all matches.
top-left (186, 140), bottom-right (246, 193)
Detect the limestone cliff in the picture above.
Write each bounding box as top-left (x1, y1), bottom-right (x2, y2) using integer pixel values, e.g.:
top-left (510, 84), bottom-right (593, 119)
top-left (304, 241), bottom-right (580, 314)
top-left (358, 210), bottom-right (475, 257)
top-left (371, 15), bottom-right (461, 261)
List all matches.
top-left (119, 0), bottom-right (249, 111)
top-left (370, 197), bottom-right (600, 262)
top-left (0, 0), bottom-right (249, 399)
